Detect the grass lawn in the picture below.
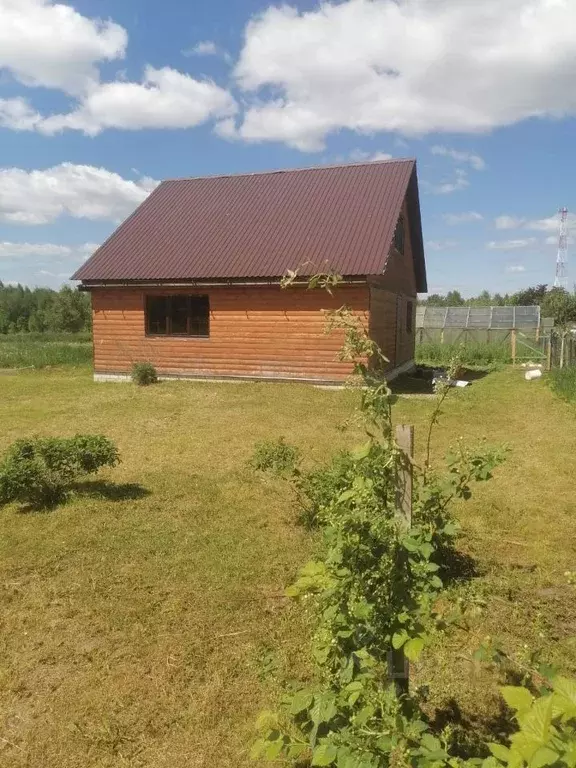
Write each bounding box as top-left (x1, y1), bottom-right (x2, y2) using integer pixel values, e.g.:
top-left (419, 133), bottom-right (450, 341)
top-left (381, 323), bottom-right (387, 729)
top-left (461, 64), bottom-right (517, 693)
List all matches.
top-left (0, 333), bottom-right (92, 369)
top-left (0, 366), bottom-right (575, 766)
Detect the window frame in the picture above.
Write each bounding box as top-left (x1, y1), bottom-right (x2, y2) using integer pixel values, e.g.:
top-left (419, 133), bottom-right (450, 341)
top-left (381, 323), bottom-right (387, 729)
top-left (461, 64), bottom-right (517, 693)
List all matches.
top-left (145, 294), bottom-right (210, 338)
top-left (406, 299), bottom-right (413, 334)
top-left (393, 215), bottom-right (405, 255)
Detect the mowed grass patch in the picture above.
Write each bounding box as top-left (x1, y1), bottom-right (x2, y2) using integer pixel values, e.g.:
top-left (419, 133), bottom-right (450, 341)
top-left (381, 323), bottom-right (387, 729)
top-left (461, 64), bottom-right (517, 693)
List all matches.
top-left (0, 368), bottom-right (575, 764)
top-left (0, 333), bottom-right (92, 369)
top-left (0, 370), bottom-right (361, 768)
top-left (391, 368), bottom-right (576, 738)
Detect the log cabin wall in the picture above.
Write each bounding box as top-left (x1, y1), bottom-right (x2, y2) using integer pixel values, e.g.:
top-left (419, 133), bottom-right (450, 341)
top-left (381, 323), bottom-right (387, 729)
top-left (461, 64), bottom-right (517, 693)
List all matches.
top-left (91, 283), bottom-right (370, 382)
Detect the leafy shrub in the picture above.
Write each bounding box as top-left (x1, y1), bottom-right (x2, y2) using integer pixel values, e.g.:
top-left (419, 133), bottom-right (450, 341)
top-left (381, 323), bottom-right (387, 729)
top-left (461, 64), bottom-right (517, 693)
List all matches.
top-left (250, 437), bottom-right (300, 475)
top-left (131, 361), bottom-right (158, 386)
top-left (0, 435), bottom-right (120, 509)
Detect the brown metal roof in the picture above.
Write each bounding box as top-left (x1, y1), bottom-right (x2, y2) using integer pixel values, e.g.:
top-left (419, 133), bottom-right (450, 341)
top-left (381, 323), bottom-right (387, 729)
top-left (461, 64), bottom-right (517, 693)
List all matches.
top-left (73, 159), bottom-right (427, 290)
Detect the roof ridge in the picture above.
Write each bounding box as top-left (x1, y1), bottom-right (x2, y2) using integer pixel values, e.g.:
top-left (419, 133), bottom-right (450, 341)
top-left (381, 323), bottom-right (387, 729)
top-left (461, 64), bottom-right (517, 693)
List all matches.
top-left (161, 157), bottom-right (415, 184)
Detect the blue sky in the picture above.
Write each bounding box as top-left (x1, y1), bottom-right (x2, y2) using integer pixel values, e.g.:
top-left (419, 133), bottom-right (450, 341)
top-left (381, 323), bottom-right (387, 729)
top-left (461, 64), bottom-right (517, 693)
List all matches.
top-left (1, 0), bottom-right (575, 296)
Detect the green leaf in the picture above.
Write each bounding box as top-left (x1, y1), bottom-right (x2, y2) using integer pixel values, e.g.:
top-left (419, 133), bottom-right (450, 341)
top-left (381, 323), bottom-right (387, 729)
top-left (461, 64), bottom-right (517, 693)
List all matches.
top-left (337, 489), bottom-right (357, 504)
top-left (287, 743), bottom-right (309, 759)
top-left (312, 743), bottom-right (338, 766)
top-left (289, 690), bottom-right (314, 716)
top-left (354, 705), bottom-right (375, 726)
top-left (501, 686), bottom-right (533, 714)
top-left (264, 738), bottom-right (285, 760)
top-left (421, 734), bottom-right (442, 752)
top-left (350, 442), bottom-right (372, 461)
top-left (392, 630), bottom-right (409, 649)
top-left (521, 695), bottom-right (554, 743)
top-left (419, 542), bottom-right (434, 559)
top-left (529, 747), bottom-right (560, 768)
top-left (489, 743), bottom-right (511, 762)
top-left (401, 537), bottom-right (420, 552)
top-left (255, 710), bottom-right (277, 732)
top-left (404, 636), bottom-right (425, 661)
top-left (310, 693), bottom-right (337, 726)
top-left (553, 676), bottom-right (576, 711)
top-left (250, 738), bottom-right (267, 759)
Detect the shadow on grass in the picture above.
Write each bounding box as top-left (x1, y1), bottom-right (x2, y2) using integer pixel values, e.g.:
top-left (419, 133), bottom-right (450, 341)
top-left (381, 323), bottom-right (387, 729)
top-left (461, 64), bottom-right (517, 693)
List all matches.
top-left (390, 365), bottom-right (492, 396)
top-left (17, 481), bottom-right (150, 513)
top-left (71, 480), bottom-right (151, 502)
top-left (431, 697), bottom-right (515, 759)
top-left (439, 547), bottom-right (481, 585)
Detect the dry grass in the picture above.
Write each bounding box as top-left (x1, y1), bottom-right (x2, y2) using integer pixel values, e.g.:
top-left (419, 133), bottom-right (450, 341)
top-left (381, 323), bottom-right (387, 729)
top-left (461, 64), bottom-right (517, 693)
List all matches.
top-left (0, 367), bottom-right (575, 765)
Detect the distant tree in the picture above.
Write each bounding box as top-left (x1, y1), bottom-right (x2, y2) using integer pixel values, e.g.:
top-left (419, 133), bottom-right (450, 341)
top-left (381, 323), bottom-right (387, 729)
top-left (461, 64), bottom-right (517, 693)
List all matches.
top-left (511, 284), bottom-right (548, 306)
top-left (445, 290), bottom-right (464, 306)
top-left (0, 283), bottom-right (91, 334)
top-left (540, 288), bottom-right (576, 326)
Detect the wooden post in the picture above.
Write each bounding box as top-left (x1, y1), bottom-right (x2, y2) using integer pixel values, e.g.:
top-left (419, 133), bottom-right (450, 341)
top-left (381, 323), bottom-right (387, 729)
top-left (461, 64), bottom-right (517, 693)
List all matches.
top-left (511, 329), bottom-right (517, 365)
top-left (546, 336), bottom-right (552, 371)
top-left (560, 332), bottom-right (566, 369)
top-left (390, 424), bottom-right (414, 695)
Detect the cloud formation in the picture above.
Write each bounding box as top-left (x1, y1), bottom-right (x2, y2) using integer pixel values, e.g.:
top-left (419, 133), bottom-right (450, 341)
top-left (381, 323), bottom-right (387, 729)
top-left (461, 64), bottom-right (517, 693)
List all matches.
top-left (0, 163), bottom-right (157, 225)
top-left (231, 0), bottom-right (576, 150)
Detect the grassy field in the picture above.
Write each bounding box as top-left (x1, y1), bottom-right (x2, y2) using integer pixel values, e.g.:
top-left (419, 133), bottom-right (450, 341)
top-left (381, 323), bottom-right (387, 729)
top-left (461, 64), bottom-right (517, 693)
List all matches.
top-left (547, 365), bottom-right (576, 403)
top-left (0, 368), bottom-right (575, 766)
top-left (0, 333), bottom-right (92, 369)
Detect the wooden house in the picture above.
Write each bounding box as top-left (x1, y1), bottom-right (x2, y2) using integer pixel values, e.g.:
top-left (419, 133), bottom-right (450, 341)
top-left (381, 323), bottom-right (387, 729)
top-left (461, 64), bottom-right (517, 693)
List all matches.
top-left (73, 159), bottom-right (427, 384)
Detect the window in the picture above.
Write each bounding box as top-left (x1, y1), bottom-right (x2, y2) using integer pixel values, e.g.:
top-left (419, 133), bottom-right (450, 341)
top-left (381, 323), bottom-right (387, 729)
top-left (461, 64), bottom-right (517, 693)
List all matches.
top-left (145, 295), bottom-right (210, 337)
top-left (406, 300), bottom-right (413, 334)
top-left (393, 215), bottom-right (405, 255)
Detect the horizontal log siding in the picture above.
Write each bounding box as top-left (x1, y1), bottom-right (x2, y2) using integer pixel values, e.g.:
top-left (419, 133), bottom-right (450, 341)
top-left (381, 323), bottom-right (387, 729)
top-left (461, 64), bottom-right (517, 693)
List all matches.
top-left (91, 284), bottom-right (369, 382)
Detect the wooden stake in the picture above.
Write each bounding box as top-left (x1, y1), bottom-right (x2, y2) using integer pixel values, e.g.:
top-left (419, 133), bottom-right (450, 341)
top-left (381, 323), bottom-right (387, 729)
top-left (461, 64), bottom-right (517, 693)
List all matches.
top-left (511, 329), bottom-right (517, 366)
top-left (395, 425), bottom-right (413, 532)
top-left (560, 332), bottom-right (566, 369)
top-left (390, 424), bottom-right (414, 695)
top-left (546, 336), bottom-right (552, 371)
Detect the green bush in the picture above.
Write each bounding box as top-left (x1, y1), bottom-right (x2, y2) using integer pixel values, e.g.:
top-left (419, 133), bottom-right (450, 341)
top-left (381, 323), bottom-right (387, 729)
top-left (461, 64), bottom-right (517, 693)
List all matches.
top-left (250, 437), bottom-right (300, 475)
top-left (0, 435), bottom-right (120, 509)
top-left (131, 361), bottom-right (158, 386)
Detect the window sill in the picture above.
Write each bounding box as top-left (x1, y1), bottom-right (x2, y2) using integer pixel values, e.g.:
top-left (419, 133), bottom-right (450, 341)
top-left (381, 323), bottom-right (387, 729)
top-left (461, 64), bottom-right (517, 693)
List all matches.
top-left (145, 334), bottom-right (210, 339)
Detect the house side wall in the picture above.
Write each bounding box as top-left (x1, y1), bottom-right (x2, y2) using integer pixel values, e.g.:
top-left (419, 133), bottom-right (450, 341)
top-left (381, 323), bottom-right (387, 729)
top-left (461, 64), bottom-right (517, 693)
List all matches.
top-left (368, 196), bottom-right (418, 368)
top-left (90, 284), bottom-right (369, 382)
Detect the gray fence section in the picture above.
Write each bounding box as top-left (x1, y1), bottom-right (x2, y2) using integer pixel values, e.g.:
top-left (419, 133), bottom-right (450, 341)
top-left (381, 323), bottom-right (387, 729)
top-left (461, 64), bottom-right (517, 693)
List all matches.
top-left (416, 305), bottom-right (541, 331)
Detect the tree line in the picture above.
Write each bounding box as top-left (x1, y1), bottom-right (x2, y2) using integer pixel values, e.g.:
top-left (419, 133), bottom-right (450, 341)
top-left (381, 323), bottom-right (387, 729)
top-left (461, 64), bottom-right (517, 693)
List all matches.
top-left (0, 283), bottom-right (91, 334)
top-left (421, 284), bottom-right (576, 326)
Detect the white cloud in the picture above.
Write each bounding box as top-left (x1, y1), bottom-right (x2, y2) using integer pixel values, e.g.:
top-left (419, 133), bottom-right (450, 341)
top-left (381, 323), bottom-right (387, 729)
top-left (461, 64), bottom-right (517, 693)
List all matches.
top-left (431, 146), bottom-right (485, 171)
top-left (348, 149), bottom-right (393, 162)
top-left (0, 242), bottom-right (72, 258)
top-left (425, 239), bottom-right (458, 251)
top-left (495, 215), bottom-right (526, 230)
top-left (232, 0), bottom-right (576, 150)
top-left (0, 97), bottom-right (43, 131)
top-left (526, 213), bottom-right (576, 232)
top-left (38, 66), bottom-right (236, 135)
top-left (0, 163), bottom-right (158, 225)
top-left (0, 0), bottom-right (127, 95)
top-left (182, 40), bottom-right (232, 63)
top-left (426, 169), bottom-right (469, 195)
top-left (505, 265), bottom-right (526, 273)
top-left (443, 211), bottom-right (483, 225)
top-left (186, 41), bottom-right (218, 56)
top-left (487, 238), bottom-right (537, 250)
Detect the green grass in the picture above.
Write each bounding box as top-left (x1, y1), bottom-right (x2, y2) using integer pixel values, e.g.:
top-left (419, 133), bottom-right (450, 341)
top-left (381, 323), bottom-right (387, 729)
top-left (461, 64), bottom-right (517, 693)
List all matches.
top-left (416, 340), bottom-right (511, 366)
top-left (0, 368), bottom-right (575, 766)
top-left (0, 333), bottom-right (92, 369)
top-left (547, 366), bottom-right (576, 403)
